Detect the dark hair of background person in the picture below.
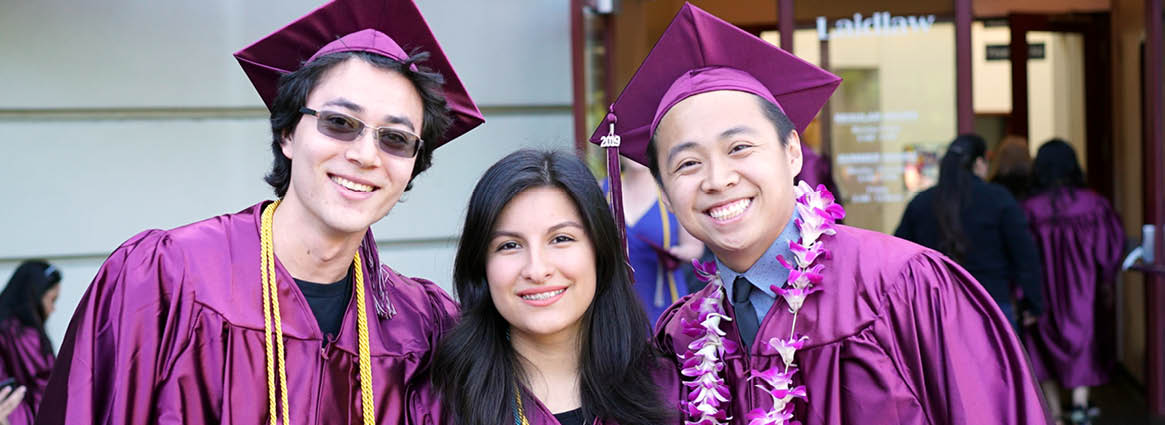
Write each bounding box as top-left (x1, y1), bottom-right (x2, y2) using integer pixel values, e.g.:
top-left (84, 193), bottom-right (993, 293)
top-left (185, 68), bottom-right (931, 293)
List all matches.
top-left (265, 50), bottom-right (454, 197)
top-left (0, 260), bottom-right (61, 355)
top-left (934, 133), bottom-right (988, 262)
top-left (646, 95), bottom-right (795, 183)
top-left (432, 149), bottom-right (673, 425)
top-left (989, 135), bottom-right (1034, 201)
top-left (1031, 138), bottom-right (1087, 215)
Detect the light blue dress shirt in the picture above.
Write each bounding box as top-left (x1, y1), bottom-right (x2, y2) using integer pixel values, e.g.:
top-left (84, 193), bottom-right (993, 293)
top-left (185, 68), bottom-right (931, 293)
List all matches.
top-left (717, 209), bottom-right (801, 324)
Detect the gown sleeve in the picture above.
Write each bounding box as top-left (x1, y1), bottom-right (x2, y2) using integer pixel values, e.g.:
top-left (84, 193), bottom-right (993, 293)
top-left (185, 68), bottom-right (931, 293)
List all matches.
top-left (417, 277), bottom-right (459, 348)
top-left (879, 251), bottom-right (1050, 425)
top-left (0, 323), bottom-right (55, 421)
top-left (36, 230), bottom-right (198, 425)
top-left (652, 292), bottom-right (698, 359)
top-left (401, 273), bottom-right (459, 425)
top-left (405, 381), bottom-right (445, 425)
top-left (1000, 197), bottom-right (1045, 316)
top-left (24, 335), bottom-right (53, 415)
top-left (1096, 200), bottom-right (1127, 283)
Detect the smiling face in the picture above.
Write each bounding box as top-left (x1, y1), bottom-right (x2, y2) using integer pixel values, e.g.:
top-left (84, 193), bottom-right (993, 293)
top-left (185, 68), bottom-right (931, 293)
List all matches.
top-left (279, 57), bottom-right (424, 237)
top-left (486, 186), bottom-right (597, 343)
top-left (653, 91), bottom-right (803, 272)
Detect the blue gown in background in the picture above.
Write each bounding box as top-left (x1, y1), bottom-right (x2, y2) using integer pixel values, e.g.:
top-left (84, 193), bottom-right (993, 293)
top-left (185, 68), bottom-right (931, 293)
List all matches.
top-left (626, 199), bottom-right (691, 324)
top-left (605, 179), bottom-right (691, 324)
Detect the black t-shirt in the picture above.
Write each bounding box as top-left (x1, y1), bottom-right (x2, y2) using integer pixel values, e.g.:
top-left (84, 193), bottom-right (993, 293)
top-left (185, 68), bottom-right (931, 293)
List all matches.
top-left (293, 272), bottom-right (352, 340)
top-left (553, 408), bottom-right (585, 425)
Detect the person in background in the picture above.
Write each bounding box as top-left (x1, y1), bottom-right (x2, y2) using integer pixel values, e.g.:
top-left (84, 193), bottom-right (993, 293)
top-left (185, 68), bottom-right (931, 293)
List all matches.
top-left (0, 260), bottom-right (61, 425)
top-left (798, 143), bottom-right (841, 202)
top-left (896, 134), bottom-right (1045, 331)
top-left (418, 150), bottom-right (678, 425)
top-left (609, 157), bottom-right (703, 324)
top-left (990, 135), bottom-right (1035, 201)
top-left (1023, 139), bottom-right (1126, 425)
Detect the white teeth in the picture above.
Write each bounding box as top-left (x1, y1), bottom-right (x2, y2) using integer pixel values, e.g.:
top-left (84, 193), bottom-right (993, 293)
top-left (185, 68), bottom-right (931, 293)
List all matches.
top-left (708, 199), bottom-right (751, 221)
top-left (331, 176), bottom-right (374, 192)
top-left (521, 288), bottom-right (566, 301)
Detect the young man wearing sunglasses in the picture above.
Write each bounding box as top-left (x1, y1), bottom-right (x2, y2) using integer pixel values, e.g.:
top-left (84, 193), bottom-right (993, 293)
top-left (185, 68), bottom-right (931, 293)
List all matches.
top-left (37, 1), bottom-right (482, 424)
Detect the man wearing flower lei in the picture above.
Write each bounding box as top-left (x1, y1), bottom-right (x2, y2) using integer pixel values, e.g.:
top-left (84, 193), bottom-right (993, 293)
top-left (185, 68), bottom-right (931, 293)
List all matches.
top-left (37, 0), bottom-right (483, 423)
top-left (588, 4), bottom-right (1049, 424)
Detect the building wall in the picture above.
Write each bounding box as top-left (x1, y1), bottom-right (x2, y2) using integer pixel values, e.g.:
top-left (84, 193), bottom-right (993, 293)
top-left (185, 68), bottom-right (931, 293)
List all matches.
top-left (0, 0), bottom-right (573, 349)
top-left (970, 24), bottom-right (1089, 163)
top-left (789, 24), bottom-right (959, 233)
top-left (974, 0), bottom-right (1110, 17)
top-left (1110, 0), bottom-right (1147, 383)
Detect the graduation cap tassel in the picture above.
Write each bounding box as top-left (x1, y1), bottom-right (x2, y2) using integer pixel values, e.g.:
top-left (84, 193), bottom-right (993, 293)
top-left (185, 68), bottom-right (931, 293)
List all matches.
top-left (600, 111), bottom-right (634, 282)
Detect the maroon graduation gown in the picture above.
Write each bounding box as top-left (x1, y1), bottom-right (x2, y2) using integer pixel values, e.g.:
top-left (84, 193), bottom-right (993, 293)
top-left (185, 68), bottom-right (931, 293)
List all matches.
top-left (36, 202), bottom-right (458, 425)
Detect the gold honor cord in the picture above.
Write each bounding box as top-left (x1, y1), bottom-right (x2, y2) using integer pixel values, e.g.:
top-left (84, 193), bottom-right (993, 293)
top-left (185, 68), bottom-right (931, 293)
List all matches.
top-left (352, 253), bottom-right (375, 425)
top-left (261, 200), bottom-right (290, 425)
top-left (260, 201), bottom-right (376, 425)
top-left (513, 382), bottom-right (532, 425)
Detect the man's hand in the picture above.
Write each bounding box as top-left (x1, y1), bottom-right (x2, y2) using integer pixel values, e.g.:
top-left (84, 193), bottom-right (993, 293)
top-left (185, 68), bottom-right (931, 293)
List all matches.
top-left (0, 385), bottom-right (26, 425)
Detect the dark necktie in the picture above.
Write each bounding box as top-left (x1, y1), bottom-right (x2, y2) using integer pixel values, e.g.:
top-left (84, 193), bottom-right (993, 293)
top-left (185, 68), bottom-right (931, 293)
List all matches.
top-left (732, 276), bottom-right (759, 348)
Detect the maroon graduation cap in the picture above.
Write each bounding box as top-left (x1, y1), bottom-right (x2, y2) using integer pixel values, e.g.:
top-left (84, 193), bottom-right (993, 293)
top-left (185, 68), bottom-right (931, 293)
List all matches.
top-left (234, 0), bottom-right (483, 148)
top-left (589, 2), bottom-right (841, 252)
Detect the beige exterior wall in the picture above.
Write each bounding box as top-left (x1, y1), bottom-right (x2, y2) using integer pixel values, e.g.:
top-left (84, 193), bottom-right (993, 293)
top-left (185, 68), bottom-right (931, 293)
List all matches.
top-left (1110, 0), bottom-right (1147, 383)
top-left (971, 24), bottom-right (1088, 164)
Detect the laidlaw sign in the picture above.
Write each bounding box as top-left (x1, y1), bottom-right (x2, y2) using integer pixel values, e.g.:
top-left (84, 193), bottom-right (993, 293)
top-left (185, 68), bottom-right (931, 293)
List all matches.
top-left (817, 12), bottom-right (937, 40)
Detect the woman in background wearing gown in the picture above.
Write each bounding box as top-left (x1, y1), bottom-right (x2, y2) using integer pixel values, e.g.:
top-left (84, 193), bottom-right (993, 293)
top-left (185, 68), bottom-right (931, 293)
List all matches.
top-left (0, 260), bottom-right (61, 425)
top-left (1023, 139), bottom-right (1126, 425)
top-left (414, 149), bottom-right (678, 425)
top-left (608, 157), bottom-right (703, 325)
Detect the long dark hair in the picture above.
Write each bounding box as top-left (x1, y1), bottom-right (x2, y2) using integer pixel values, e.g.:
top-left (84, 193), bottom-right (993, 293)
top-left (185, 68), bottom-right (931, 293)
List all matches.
top-left (933, 133), bottom-right (987, 262)
top-left (0, 260), bottom-right (61, 354)
top-left (432, 149), bottom-right (671, 425)
top-left (1031, 138), bottom-right (1087, 213)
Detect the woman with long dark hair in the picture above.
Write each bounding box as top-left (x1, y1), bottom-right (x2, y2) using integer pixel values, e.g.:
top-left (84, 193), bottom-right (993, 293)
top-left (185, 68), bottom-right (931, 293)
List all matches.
top-left (895, 134), bottom-right (1044, 329)
top-left (1023, 139), bottom-right (1125, 425)
top-left (411, 149), bottom-right (677, 425)
top-left (0, 260), bottom-right (62, 425)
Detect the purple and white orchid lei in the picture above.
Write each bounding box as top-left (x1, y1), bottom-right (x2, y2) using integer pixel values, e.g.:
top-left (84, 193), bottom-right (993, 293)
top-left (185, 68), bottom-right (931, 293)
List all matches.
top-left (679, 182), bottom-right (845, 425)
top-left (679, 259), bottom-right (738, 424)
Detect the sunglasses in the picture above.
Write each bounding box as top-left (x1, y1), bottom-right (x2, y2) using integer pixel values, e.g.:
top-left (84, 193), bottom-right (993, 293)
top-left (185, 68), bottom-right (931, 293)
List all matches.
top-left (300, 107), bottom-right (424, 158)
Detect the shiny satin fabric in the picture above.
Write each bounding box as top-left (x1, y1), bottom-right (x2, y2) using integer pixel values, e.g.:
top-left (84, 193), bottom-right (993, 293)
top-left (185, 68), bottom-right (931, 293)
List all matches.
top-left (0, 319), bottom-right (54, 425)
top-left (36, 202), bottom-right (458, 425)
top-left (405, 357), bottom-right (683, 425)
top-left (655, 225), bottom-right (1050, 425)
top-left (1022, 190), bottom-right (1125, 388)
